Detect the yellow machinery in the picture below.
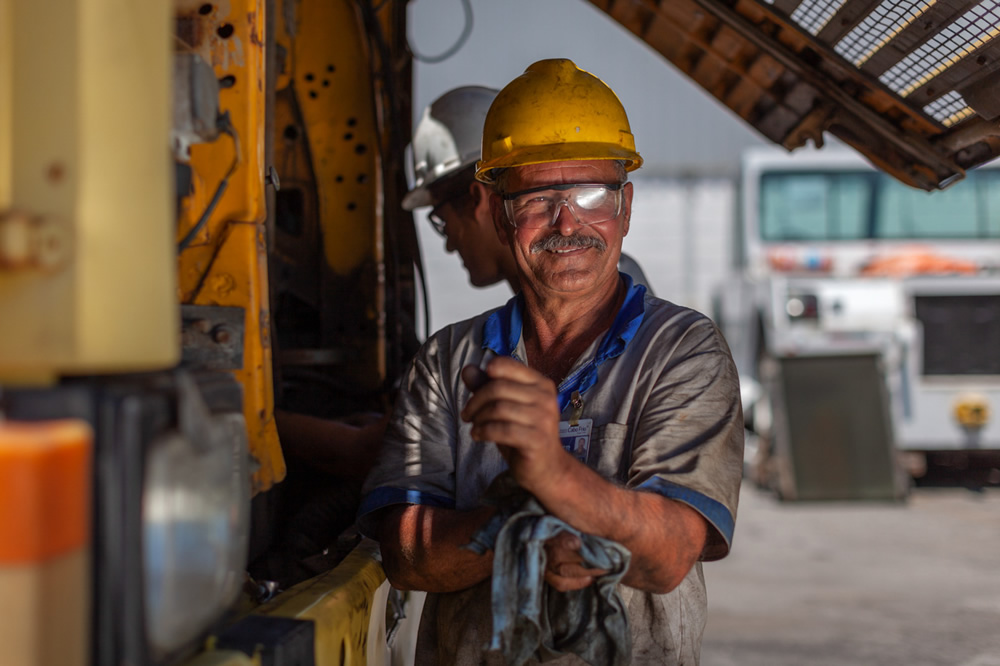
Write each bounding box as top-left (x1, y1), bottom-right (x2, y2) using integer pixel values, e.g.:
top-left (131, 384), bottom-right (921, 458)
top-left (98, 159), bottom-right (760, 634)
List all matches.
top-left (3, 0), bottom-right (1000, 664)
top-left (1, 0), bottom-right (419, 663)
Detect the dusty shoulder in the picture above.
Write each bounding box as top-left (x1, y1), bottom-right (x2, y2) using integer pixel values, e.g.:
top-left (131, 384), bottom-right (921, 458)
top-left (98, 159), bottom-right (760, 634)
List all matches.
top-left (640, 295), bottom-right (727, 349)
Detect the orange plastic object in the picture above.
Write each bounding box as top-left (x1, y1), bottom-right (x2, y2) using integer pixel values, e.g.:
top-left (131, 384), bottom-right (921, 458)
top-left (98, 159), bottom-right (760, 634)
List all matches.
top-left (0, 420), bottom-right (92, 563)
top-left (860, 248), bottom-right (978, 276)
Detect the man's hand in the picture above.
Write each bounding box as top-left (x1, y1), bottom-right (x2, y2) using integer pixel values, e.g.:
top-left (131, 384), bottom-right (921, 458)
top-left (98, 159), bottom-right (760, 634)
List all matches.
top-left (460, 357), bottom-right (569, 493)
top-left (544, 532), bottom-right (609, 591)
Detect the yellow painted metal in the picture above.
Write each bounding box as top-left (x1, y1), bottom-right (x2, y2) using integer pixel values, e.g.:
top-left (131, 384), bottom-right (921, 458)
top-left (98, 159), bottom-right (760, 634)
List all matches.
top-left (0, 0), bottom-right (176, 384)
top-left (176, 0), bottom-right (284, 492)
top-left (0, 0), bottom-right (10, 210)
top-left (256, 540), bottom-right (386, 666)
top-left (272, 0), bottom-right (389, 393)
top-left (183, 649), bottom-right (259, 666)
top-left (292, 0), bottom-right (377, 276)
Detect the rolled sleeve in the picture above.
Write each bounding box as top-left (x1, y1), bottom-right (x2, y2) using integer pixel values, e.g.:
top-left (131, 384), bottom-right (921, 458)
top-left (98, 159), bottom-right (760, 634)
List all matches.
top-left (628, 318), bottom-right (744, 561)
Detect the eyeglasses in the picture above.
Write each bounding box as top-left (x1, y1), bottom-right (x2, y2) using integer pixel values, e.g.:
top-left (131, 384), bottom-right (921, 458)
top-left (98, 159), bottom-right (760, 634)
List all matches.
top-left (427, 191), bottom-right (467, 238)
top-left (501, 183), bottom-right (625, 229)
top-left (427, 208), bottom-right (448, 237)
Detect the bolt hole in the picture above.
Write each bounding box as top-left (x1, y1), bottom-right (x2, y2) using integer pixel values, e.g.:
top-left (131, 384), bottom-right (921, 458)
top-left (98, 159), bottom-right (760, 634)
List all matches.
top-left (346, 117), bottom-right (357, 127)
top-left (322, 79), bottom-right (330, 87)
top-left (347, 202), bottom-right (357, 211)
top-left (198, 3), bottom-right (213, 15)
top-left (219, 75), bottom-right (236, 89)
top-left (309, 91), bottom-right (318, 99)
top-left (344, 132), bottom-right (354, 141)
top-left (217, 23), bottom-right (234, 38)
top-left (335, 175), bottom-right (344, 183)
top-left (327, 64), bottom-right (335, 73)
top-left (283, 125), bottom-right (299, 141)
top-left (354, 143), bottom-right (368, 155)
top-left (977, 55), bottom-right (988, 65)
top-left (305, 72), bottom-right (315, 82)
top-left (357, 173), bottom-right (368, 184)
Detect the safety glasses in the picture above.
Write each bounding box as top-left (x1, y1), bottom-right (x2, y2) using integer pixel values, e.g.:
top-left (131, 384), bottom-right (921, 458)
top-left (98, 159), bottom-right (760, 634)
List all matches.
top-left (427, 208), bottom-right (448, 237)
top-left (501, 182), bottom-right (624, 229)
top-left (427, 189), bottom-right (471, 237)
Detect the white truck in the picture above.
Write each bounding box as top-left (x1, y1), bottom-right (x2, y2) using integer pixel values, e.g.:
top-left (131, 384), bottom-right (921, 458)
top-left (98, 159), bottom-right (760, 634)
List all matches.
top-left (717, 146), bottom-right (1000, 498)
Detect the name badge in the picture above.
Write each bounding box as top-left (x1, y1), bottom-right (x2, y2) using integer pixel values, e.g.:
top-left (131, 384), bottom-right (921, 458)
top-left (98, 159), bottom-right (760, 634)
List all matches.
top-left (559, 418), bottom-right (593, 463)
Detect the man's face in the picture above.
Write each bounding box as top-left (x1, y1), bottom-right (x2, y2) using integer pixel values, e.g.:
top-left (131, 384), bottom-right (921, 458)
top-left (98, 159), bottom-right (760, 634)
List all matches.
top-left (430, 184), bottom-right (507, 288)
top-left (491, 160), bottom-right (631, 296)
top-left (431, 183), bottom-right (507, 287)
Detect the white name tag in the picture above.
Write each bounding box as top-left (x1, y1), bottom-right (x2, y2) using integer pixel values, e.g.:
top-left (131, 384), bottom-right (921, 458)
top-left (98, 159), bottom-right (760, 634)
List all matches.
top-left (559, 418), bottom-right (593, 463)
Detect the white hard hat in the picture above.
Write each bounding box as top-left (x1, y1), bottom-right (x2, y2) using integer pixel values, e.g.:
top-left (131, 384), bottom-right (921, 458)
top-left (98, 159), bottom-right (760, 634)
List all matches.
top-left (402, 86), bottom-right (498, 211)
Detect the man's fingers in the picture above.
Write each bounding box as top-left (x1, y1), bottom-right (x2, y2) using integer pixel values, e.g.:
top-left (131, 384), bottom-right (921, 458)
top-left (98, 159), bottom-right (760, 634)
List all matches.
top-left (461, 365), bottom-right (489, 391)
top-left (544, 533), bottom-right (608, 586)
top-left (545, 570), bottom-right (594, 592)
top-left (484, 356), bottom-right (550, 384)
top-left (550, 562), bottom-right (608, 579)
top-left (546, 532), bottom-right (582, 552)
top-left (460, 379), bottom-right (556, 424)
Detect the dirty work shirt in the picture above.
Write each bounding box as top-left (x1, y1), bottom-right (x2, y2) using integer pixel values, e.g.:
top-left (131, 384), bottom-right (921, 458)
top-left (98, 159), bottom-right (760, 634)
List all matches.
top-left (358, 274), bottom-right (744, 665)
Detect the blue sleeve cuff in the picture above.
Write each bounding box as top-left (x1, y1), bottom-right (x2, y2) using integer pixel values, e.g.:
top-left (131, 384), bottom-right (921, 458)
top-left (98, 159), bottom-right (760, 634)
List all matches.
top-left (356, 487), bottom-right (456, 538)
top-left (638, 477), bottom-right (735, 560)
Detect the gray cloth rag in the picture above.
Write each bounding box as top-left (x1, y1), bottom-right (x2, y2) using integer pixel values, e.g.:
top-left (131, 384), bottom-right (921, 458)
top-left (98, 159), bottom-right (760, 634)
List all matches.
top-left (465, 472), bottom-right (632, 666)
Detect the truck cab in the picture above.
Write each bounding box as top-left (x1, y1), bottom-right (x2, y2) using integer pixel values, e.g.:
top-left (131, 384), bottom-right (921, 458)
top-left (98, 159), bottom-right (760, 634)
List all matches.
top-left (720, 146), bottom-right (1000, 497)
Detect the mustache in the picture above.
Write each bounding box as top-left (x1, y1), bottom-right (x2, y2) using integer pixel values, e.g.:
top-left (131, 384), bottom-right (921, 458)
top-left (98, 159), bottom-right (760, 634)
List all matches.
top-left (530, 233), bottom-right (607, 255)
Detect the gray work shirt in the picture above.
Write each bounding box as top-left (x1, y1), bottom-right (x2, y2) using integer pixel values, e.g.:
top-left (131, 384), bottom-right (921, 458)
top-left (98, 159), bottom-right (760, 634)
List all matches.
top-left (359, 275), bottom-right (744, 665)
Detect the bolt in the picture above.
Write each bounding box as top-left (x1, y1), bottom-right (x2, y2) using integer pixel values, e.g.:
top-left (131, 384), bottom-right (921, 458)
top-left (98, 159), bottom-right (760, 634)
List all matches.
top-left (212, 325), bottom-right (232, 344)
top-left (266, 165), bottom-right (281, 191)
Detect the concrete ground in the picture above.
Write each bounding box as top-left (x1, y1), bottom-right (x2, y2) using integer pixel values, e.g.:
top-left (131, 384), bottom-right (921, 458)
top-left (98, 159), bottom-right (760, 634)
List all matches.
top-left (701, 479), bottom-right (1000, 666)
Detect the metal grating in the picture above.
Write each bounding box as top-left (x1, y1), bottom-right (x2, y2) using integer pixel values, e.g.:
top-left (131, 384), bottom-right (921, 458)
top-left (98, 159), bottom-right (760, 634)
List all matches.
top-left (924, 90), bottom-right (976, 126)
top-left (790, 0), bottom-right (849, 35)
top-left (879, 0), bottom-right (1000, 97)
top-left (834, 0), bottom-right (933, 66)
top-left (914, 295), bottom-right (1000, 375)
top-left (587, 0), bottom-right (1000, 190)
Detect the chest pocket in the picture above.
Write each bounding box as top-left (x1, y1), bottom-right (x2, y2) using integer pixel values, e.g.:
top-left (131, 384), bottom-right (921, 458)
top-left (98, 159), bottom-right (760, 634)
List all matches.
top-left (587, 422), bottom-right (630, 482)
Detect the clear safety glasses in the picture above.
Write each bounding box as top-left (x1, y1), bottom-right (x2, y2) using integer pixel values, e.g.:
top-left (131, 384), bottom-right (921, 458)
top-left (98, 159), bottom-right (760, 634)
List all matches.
top-left (501, 182), bottom-right (625, 229)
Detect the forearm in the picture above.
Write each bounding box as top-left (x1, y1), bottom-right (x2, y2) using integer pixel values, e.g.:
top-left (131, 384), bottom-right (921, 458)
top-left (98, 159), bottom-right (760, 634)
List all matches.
top-left (531, 456), bottom-right (707, 593)
top-left (276, 410), bottom-right (383, 478)
top-left (377, 504), bottom-right (496, 593)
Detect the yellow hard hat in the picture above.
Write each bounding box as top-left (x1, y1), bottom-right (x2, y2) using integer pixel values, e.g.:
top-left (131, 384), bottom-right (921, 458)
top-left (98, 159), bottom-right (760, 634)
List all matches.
top-left (475, 59), bottom-right (642, 184)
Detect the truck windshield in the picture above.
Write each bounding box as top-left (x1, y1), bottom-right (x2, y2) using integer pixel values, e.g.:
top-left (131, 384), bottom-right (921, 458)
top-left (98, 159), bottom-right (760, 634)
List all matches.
top-left (759, 168), bottom-right (1000, 242)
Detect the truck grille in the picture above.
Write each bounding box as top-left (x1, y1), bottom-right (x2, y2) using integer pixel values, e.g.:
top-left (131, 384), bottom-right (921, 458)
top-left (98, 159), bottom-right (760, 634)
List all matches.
top-left (914, 295), bottom-right (1000, 375)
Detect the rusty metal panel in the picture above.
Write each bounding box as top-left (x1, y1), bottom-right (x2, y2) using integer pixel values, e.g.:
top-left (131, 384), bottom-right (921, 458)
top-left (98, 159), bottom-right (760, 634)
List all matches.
top-left (585, 0), bottom-right (1000, 190)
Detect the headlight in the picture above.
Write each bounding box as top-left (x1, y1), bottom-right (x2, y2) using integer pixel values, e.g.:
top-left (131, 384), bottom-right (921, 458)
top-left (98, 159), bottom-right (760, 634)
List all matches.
top-left (786, 293), bottom-right (819, 320)
top-left (143, 412), bottom-right (250, 656)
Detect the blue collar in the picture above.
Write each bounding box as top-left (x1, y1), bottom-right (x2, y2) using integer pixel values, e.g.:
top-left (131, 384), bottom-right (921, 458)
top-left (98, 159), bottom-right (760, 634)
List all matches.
top-left (482, 273), bottom-right (647, 413)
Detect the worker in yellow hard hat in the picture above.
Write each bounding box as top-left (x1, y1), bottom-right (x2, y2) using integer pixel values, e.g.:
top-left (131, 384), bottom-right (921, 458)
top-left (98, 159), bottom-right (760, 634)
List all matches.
top-left (361, 59), bottom-right (744, 665)
top-left (404, 82), bottom-right (653, 305)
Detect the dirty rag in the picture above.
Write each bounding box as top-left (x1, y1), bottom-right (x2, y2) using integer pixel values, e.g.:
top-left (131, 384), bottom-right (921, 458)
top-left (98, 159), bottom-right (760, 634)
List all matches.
top-left (465, 472), bottom-right (632, 666)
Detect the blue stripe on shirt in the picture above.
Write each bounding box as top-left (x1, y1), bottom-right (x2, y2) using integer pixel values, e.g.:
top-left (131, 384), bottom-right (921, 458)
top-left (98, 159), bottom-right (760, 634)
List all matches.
top-left (357, 486), bottom-right (456, 524)
top-left (638, 477), bottom-right (736, 549)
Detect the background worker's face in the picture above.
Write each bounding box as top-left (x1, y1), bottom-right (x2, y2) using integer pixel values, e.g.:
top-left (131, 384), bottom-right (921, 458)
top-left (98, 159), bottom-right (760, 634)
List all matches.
top-left (492, 160), bottom-right (631, 296)
top-left (432, 182), bottom-right (509, 288)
